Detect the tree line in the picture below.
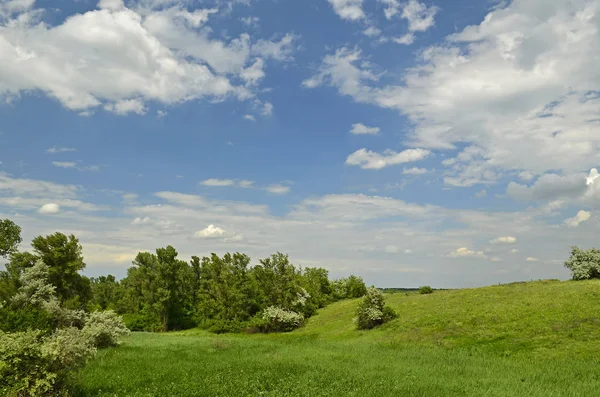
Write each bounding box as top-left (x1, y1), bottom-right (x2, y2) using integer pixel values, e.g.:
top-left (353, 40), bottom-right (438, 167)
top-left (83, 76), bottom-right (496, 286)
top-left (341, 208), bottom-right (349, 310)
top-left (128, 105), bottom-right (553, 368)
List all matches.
top-left (0, 218), bottom-right (368, 334)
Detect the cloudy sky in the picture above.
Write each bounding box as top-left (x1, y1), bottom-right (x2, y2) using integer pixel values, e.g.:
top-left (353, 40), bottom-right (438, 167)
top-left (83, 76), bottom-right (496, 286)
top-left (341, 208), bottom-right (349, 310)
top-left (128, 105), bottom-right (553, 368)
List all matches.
top-left (1, 0), bottom-right (599, 288)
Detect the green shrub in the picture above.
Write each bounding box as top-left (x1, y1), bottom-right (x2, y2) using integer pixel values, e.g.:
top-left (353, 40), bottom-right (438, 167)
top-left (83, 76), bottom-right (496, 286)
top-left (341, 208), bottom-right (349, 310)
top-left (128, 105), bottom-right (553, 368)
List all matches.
top-left (0, 328), bottom-right (96, 396)
top-left (121, 313), bottom-right (160, 332)
top-left (82, 310), bottom-right (130, 348)
top-left (354, 287), bottom-right (397, 330)
top-left (0, 306), bottom-right (53, 334)
top-left (564, 246), bottom-right (600, 280)
top-left (419, 285), bottom-right (434, 295)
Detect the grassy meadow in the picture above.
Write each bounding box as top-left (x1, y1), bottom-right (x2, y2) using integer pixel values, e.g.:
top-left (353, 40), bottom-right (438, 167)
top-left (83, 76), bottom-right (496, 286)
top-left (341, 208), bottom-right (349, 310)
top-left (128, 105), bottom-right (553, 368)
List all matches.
top-left (74, 279), bottom-right (600, 396)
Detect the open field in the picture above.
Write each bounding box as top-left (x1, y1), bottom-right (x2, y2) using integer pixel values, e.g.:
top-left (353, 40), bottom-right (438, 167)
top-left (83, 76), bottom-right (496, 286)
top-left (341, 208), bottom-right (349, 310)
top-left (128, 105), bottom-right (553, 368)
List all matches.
top-left (74, 280), bottom-right (600, 397)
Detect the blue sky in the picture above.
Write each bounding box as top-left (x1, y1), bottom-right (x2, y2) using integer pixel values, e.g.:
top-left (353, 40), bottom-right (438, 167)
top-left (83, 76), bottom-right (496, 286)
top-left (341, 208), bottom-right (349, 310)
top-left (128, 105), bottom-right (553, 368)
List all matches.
top-left (1, 0), bottom-right (600, 288)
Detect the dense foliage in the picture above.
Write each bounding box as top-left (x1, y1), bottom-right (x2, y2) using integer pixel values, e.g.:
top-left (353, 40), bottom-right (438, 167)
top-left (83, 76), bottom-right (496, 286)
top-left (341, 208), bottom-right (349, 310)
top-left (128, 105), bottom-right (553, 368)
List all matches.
top-left (564, 246), bottom-right (600, 280)
top-left (354, 287), bottom-right (397, 330)
top-left (419, 285), bottom-right (434, 294)
top-left (1, 218), bottom-right (368, 335)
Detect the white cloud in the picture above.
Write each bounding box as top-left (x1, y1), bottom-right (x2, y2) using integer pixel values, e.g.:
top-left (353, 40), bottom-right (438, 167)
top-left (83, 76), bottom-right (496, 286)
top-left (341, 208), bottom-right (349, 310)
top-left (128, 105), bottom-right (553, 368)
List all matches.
top-left (404, 249), bottom-right (413, 254)
top-left (526, 257), bottom-right (539, 262)
top-left (46, 147), bottom-right (77, 154)
top-left (0, 2), bottom-right (296, 114)
top-left (586, 168), bottom-right (599, 186)
top-left (131, 216), bottom-right (151, 225)
top-left (200, 179), bottom-right (235, 187)
top-left (564, 210), bottom-right (591, 228)
top-left (393, 33), bottom-right (415, 45)
top-left (400, 0), bottom-right (438, 32)
top-left (490, 236), bottom-right (517, 244)
top-left (252, 34), bottom-right (296, 62)
top-left (265, 184), bottom-right (290, 195)
top-left (195, 224), bottom-right (226, 238)
top-left (261, 102), bottom-right (274, 116)
top-left (239, 180), bottom-right (255, 188)
top-left (350, 123), bottom-right (380, 135)
top-left (244, 114), bottom-right (256, 121)
top-left (346, 148), bottom-right (430, 170)
top-left (104, 99), bottom-right (147, 116)
top-left (305, 0), bottom-right (600, 188)
top-left (363, 26), bottom-right (381, 37)
top-left (448, 247), bottom-right (486, 258)
top-left (511, 249), bottom-right (519, 254)
top-left (328, 0), bottom-right (364, 21)
top-left (403, 167), bottom-right (428, 175)
top-left (38, 203), bottom-right (60, 215)
top-left (240, 58), bottom-right (265, 86)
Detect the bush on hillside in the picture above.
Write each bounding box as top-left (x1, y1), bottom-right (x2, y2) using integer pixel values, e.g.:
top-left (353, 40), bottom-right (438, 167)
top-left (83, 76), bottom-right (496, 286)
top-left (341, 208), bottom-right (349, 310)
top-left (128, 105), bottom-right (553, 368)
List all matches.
top-left (354, 287), bottom-right (397, 330)
top-left (0, 328), bottom-right (96, 397)
top-left (564, 246), bottom-right (600, 280)
top-left (331, 276), bottom-right (368, 300)
top-left (252, 306), bottom-right (304, 333)
top-left (83, 310), bottom-right (130, 348)
top-left (419, 285), bottom-right (434, 295)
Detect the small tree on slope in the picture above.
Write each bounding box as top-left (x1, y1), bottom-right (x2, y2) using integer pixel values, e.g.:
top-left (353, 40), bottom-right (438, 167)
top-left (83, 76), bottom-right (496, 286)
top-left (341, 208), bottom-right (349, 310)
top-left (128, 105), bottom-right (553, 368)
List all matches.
top-left (354, 287), bottom-right (397, 330)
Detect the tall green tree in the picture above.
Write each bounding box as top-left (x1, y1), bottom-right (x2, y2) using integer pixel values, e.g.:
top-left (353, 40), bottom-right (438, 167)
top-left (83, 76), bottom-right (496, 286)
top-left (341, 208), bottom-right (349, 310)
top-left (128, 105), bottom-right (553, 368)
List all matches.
top-left (128, 246), bottom-right (191, 331)
top-left (0, 218), bottom-right (22, 259)
top-left (28, 233), bottom-right (91, 307)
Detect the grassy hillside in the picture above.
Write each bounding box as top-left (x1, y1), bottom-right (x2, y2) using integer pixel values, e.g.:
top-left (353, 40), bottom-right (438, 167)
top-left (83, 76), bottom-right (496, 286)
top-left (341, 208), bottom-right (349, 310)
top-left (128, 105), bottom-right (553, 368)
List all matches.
top-left (73, 280), bottom-right (600, 396)
top-left (300, 279), bottom-right (600, 357)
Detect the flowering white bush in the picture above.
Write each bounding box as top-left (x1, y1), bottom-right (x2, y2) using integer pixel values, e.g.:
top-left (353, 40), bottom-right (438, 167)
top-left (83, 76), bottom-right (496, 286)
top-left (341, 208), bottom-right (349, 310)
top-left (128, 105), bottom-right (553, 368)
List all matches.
top-left (564, 246), bottom-right (600, 280)
top-left (260, 306), bottom-right (304, 332)
top-left (354, 287), bottom-right (396, 330)
top-left (0, 328), bottom-right (96, 396)
top-left (292, 287), bottom-right (311, 307)
top-left (83, 310), bottom-right (130, 348)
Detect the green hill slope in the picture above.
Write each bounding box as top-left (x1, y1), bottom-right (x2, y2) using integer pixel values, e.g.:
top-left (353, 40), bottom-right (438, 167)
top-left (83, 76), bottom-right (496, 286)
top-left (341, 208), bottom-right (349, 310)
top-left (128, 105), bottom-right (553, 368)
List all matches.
top-left (299, 279), bottom-right (600, 357)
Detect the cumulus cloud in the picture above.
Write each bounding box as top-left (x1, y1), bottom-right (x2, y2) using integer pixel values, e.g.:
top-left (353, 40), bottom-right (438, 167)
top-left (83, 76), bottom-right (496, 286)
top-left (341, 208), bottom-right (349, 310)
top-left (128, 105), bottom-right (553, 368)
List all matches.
top-left (131, 216), bottom-right (152, 225)
top-left (305, 0), bottom-right (600, 188)
top-left (379, 0), bottom-right (438, 44)
top-left (52, 161), bottom-right (77, 169)
top-left (490, 236), bottom-right (517, 244)
top-left (195, 224), bottom-right (226, 238)
top-left (448, 247), bottom-right (486, 258)
top-left (328, 0), bottom-right (364, 21)
top-left (526, 257), bottom-right (539, 262)
top-left (564, 210), bottom-right (591, 228)
top-left (346, 148), bottom-right (430, 170)
top-left (38, 203), bottom-right (60, 214)
top-left (0, 1), bottom-right (295, 114)
top-left (350, 123), bottom-right (380, 135)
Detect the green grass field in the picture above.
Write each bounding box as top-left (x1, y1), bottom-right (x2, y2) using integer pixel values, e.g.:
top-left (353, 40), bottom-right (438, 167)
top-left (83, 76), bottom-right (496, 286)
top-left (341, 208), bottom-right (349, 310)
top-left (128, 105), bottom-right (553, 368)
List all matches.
top-left (74, 280), bottom-right (600, 396)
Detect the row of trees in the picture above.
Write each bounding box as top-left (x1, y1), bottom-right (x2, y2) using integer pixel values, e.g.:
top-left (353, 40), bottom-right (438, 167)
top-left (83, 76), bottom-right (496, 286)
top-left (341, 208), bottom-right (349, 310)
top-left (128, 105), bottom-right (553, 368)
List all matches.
top-left (1, 219), bottom-right (369, 334)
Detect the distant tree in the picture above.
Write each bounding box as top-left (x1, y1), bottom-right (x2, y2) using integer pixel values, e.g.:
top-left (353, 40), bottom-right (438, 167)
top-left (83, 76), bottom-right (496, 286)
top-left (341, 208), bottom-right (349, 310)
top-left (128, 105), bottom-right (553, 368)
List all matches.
top-left (419, 285), bottom-right (434, 295)
top-left (90, 275), bottom-right (122, 311)
top-left (302, 267), bottom-right (332, 308)
top-left (564, 246), bottom-right (600, 280)
top-left (331, 275), bottom-right (367, 300)
top-left (0, 218), bottom-right (22, 259)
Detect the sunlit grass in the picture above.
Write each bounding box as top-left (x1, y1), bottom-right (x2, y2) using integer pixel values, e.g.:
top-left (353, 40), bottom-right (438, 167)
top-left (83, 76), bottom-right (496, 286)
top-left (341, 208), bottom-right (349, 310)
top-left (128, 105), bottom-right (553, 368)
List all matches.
top-left (74, 279), bottom-right (600, 396)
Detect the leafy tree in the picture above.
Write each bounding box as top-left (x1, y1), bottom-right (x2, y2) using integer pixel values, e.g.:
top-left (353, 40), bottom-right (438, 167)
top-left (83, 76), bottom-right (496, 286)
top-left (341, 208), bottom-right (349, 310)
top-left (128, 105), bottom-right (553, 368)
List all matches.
top-left (90, 275), bottom-right (123, 311)
top-left (0, 218), bottom-right (22, 259)
top-left (331, 275), bottom-right (367, 300)
top-left (252, 252), bottom-right (304, 310)
top-left (127, 246), bottom-right (192, 331)
top-left (564, 246), bottom-right (600, 280)
top-left (302, 267), bottom-right (332, 309)
top-left (196, 253), bottom-right (259, 332)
